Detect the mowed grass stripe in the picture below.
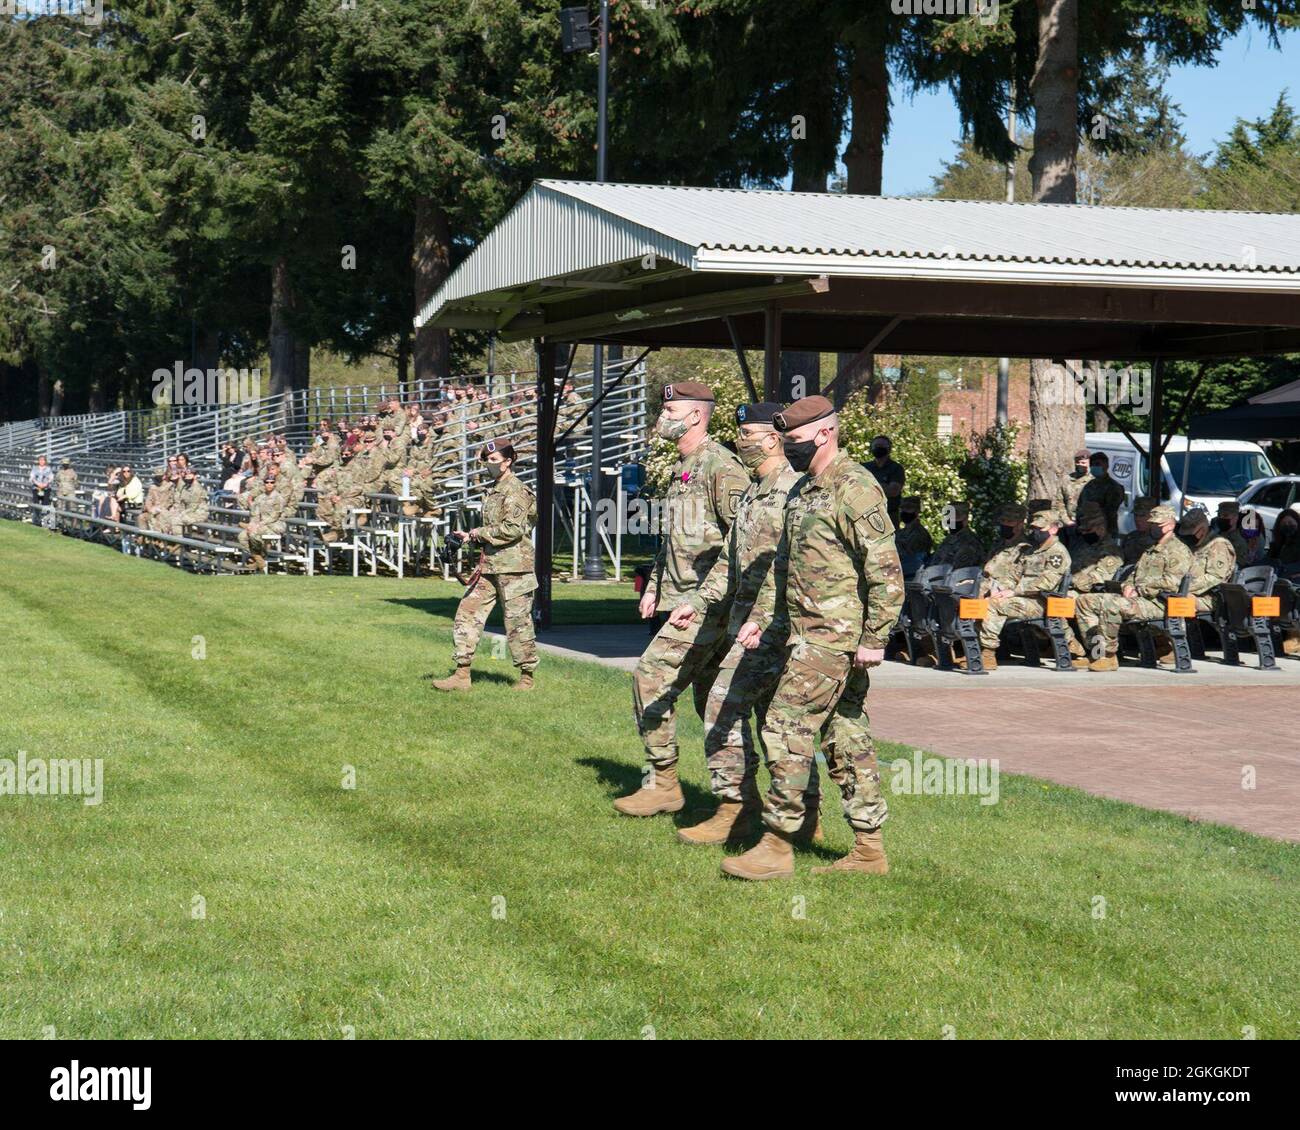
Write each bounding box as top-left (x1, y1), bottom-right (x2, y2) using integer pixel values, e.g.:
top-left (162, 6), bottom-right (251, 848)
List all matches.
top-left (0, 522), bottom-right (1297, 1038)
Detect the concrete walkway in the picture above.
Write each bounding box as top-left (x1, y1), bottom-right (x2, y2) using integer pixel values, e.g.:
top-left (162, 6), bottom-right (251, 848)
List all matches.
top-left (492, 623), bottom-right (1300, 843)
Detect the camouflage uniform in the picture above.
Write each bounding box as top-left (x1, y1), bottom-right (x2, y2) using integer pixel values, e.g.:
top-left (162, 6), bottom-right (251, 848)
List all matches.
top-left (452, 472), bottom-right (538, 673)
top-left (981, 535), bottom-right (1031, 595)
top-left (1068, 534), bottom-right (1124, 595)
top-left (238, 488), bottom-right (287, 559)
top-left (930, 525), bottom-right (985, 569)
top-left (633, 437), bottom-right (748, 772)
top-left (978, 534), bottom-right (1072, 650)
top-left (1075, 535), bottom-right (1194, 655)
top-left (1188, 533), bottom-right (1237, 612)
top-left (684, 461), bottom-right (816, 805)
top-left (1221, 526), bottom-right (1251, 567)
top-left (759, 451), bottom-right (904, 837)
top-left (1058, 471), bottom-right (1090, 523)
top-left (1077, 473), bottom-right (1126, 536)
top-left (55, 467), bottom-right (79, 501)
top-left (161, 478), bottom-right (209, 535)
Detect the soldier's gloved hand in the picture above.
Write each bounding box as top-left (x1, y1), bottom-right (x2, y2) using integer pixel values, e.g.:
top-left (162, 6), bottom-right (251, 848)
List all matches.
top-left (667, 603), bottom-right (696, 629)
top-left (853, 646), bottom-right (885, 670)
top-left (736, 621), bottom-right (762, 650)
top-left (638, 591), bottom-right (658, 620)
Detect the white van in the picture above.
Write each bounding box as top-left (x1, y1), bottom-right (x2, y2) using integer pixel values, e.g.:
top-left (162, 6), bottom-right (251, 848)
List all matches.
top-left (1083, 432), bottom-right (1276, 533)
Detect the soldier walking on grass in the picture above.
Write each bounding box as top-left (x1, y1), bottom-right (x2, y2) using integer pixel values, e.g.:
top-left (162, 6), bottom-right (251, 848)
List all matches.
top-left (614, 382), bottom-right (749, 818)
top-left (433, 441), bottom-right (539, 692)
top-left (722, 396), bottom-right (904, 882)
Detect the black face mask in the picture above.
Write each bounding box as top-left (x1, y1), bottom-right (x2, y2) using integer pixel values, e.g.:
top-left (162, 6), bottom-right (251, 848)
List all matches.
top-left (872, 446), bottom-right (890, 460)
top-left (997, 524), bottom-right (1015, 541)
top-left (784, 440), bottom-right (817, 472)
top-left (900, 511), bottom-right (918, 524)
top-left (1027, 528), bottom-right (1050, 546)
top-left (1082, 531), bottom-right (1101, 545)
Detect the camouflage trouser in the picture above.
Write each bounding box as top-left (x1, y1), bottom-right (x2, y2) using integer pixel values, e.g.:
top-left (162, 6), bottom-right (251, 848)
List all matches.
top-left (238, 525), bottom-right (282, 557)
top-left (761, 638), bottom-right (886, 836)
top-left (978, 594), bottom-right (1047, 650)
top-left (452, 571), bottom-right (538, 671)
top-left (1075, 592), bottom-right (1165, 655)
top-left (703, 637), bottom-right (822, 804)
top-left (632, 606), bottom-right (729, 771)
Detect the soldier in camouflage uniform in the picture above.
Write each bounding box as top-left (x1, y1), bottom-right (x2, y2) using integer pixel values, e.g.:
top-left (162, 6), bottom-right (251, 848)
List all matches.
top-left (1065, 503), bottom-right (1124, 665)
top-left (894, 495), bottom-right (932, 576)
top-left (980, 503), bottom-right (1029, 594)
top-left (314, 448), bottom-right (363, 542)
top-left (55, 459), bottom-right (79, 501)
top-left (1077, 452), bottom-right (1127, 536)
top-left (1057, 448), bottom-right (1092, 525)
top-left (665, 402), bottom-right (821, 845)
top-left (1181, 508), bottom-right (1238, 614)
top-left (930, 501), bottom-right (985, 568)
top-left (969, 511), bottom-right (1072, 670)
top-left (238, 475), bottom-right (287, 571)
top-left (1213, 501), bottom-right (1252, 566)
top-left (1075, 504), bottom-right (1193, 670)
top-left (433, 441), bottom-right (539, 691)
top-left (723, 396), bottom-right (905, 882)
top-left (161, 467), bottom-right (209, 535)
top-left (614, 382), bottom-right (749, 818)
top-left (1121, 496), bottom-right (1157, 564)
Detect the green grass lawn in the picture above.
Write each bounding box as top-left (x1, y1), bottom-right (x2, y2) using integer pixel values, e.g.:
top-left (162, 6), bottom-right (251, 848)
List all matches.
top-left (1, 521), bottom-right (1297, 1039)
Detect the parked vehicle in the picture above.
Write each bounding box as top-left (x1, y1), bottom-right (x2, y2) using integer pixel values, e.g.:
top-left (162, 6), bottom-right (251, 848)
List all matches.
top-left (1237, 475), bottom-right (1300, 534)
top-left (1083, 433), bottom-right (1277, 533)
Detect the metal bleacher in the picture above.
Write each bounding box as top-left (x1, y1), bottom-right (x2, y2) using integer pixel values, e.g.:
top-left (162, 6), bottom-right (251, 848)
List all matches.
top-left (0, 356), bottom-right (649, 579)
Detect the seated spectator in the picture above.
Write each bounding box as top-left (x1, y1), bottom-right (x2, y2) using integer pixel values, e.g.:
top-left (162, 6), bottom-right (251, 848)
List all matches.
top-left (1122, 497), bottom-right (1157, 564)
top-left (961, 510), bottom-right (1071, 672)
top-left (894, 496), bottom-right (931, 577)
top-left (1212, 501), bottom-right (1251, 565)
top-left (1065, 505), bottom-right (1124, 664)
top-left (1180, 507), bottom-right (1238, 616)
top-left (930, 501), bottom-right (984, 568)
top-left (219, 443), bottom-right (241, 481)
top-left (980, 503), bottom-right (1028, 594)
top-left (1266, 507), bottom-right (1300, 567)
top-left (1075, 504), bottom-right (1192, 672)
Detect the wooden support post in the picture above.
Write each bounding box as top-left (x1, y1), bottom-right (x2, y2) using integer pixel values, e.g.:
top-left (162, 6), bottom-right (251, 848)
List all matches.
top-left (762, 303), bottom-right (781, 400)
top-left (535, 339), bottom-right (557, 630)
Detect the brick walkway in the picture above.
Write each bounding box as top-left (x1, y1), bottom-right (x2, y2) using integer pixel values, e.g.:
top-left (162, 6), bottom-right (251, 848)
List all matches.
top-left (504, 624), bottom-right (1300, 843)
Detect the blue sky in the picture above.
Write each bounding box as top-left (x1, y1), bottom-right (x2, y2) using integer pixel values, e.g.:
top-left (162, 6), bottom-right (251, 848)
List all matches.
top-left (880, 27), bottom-right (1298, 196)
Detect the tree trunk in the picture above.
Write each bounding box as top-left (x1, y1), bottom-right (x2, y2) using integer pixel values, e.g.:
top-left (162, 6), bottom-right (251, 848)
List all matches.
top-left (51, 378), bottom-right (65, 416)
top-left (37, 369), bottom-right (52, 417)
top-left (843, 32), bottom-right (888, 195)
top-left (293, 336), bottom-right (311, 391)
top-left (413, 194), bottom-right (452, 382)
top-left (269, 256), bottom-right (296, 398)
top-left (397, 328), bottom-right (411, 393)
top-left (1028, 0), bottom-right (1082, 502)
top-left (193, 325), bottom-right (221, 379)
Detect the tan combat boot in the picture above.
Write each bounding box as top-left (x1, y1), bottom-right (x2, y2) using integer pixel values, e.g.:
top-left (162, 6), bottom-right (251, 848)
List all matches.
top-left (720, 830), bottom-right (794, 881)
top-left (613, 765), bottom-right (685, 817)
top-left (432, 664), bottom-right (472, 691)
top-left (954, 648), bottom-right (998, 671)
top-left (1283, 633), bottom-right (1300, 657)
top-left (1089, 654), bottom-right (1119, 672)
top-left (810, 830), bottom-right (889, 875)
top-left (677, 801), bottom-right (759, 845)
top-left (515, 671), bottom-right (535, 691)
top-left (250, 554), bottom-right (267, 572)
top-left (1154, 636), bottom-right (1175, 666)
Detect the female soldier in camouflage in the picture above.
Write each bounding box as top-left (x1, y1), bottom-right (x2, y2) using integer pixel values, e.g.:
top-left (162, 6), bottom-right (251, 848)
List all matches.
top-left (433, 442), bottom-right (539, 692)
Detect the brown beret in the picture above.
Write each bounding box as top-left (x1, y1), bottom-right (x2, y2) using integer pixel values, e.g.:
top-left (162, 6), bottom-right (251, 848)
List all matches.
top-left (662, 382), bottom-right (714, 403)
top-left (1074, 448), bottom-right (1091, 460)
top-left (773, 395), bottom-right (834, 433)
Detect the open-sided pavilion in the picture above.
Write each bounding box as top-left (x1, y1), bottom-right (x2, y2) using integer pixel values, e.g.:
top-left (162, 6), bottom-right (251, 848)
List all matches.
top-left (417, 180), bottom-right (1300, 625)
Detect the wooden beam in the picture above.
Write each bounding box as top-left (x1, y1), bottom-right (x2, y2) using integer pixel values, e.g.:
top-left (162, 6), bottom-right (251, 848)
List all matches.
top-left (724, 316), bottom-right (759, 401)
top-left (822, 315), bottom-right (904, 405)
top-left (763, 304), bottom-right (781, 400)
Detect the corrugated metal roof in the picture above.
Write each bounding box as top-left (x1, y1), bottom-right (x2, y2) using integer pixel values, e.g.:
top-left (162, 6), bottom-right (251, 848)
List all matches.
top-left (417, 180), bottom-right (1300, 329)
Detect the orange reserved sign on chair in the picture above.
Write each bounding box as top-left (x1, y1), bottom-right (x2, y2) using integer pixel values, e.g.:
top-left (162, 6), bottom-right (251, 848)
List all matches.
top-left (959, 598), bottom-right (988, 619)
top-left (1046, 597), bottom-right (1076, 618)
top-left (1252, 596), bottom-right (1281, 617)
top-left (1166, 596), bottom-right (1196, 618)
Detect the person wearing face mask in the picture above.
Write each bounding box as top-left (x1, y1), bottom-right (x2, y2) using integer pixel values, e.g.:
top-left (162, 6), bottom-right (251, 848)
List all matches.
top-left (967, 510), bottom-right (1072, 671)
top-left (1075, 504), bottom-right (1194, 671)
top-left (1058, 448), bottom-right (1092, 527)
top-left (665, 402), bottom-right (821, 845)
top-left (894, 495), bottom-right (932, 577)
top-left (1076, 452), bottom-right (1126, 537)
top-left (980, 503), bottom-right (1029, 596)
top-left (615, 383), bottom-right (749, 818)
top-left (1180, 507), bottom-right (1237, 625)
top-left (865, 434), bottom-right (905, 528)
top-left (432, 442), bottom-right (538, 692)
top-left (1211, 500), bottom-right (1251, 565)
top-left (1064, 504), bottom-right (1124, 666)
top-left (721, 396), bottom-right (904, 882)
top-left (1121, 496), bottom-right (1157, 564)
top-left (1267, 508), bottom-right (1300, 567)
top-left (929, 500), bottom-right (985, 568)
